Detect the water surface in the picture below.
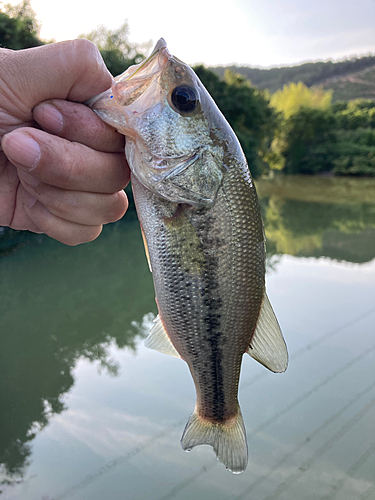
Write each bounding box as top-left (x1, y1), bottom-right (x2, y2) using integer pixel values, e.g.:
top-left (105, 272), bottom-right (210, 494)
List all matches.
top-left (0, 176), bottom-right (374, 500)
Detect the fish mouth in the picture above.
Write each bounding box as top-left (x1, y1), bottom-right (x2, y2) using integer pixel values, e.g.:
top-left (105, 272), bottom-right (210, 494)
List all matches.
top-left (108, 39), bottom-right (172, 109)
top-left (87, 39), bottom-right (172, 110)
top-left (116, 38), bottom-right (171, 84)
top-left (122, 39), bottom-right (168, 81)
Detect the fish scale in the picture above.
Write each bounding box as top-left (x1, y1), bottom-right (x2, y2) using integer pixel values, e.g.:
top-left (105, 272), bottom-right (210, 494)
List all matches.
top-left (132, 160), bottom-right (263, 429)
top-left (89, 38), bottom-right (288, 473)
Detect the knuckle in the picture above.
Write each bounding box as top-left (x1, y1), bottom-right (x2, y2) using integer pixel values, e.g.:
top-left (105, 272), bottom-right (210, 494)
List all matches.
top-left (28, 201), bottom-right (60, 235)
top-left (72, 38), bottom-right (98, 56)
top-left (47, 192), bottom-right (71, 218)
top-left (71, 38), bottom-right (107, 78)
top-left (30, 182), bottom-right (72, 218)
top-left (52, 141), bottom-right (81, 187)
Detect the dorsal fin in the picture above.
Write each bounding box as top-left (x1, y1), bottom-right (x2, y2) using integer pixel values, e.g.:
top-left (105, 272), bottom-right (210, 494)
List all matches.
top-left (144, 315), bottom-right (181, 358)
top-left (247, 293), bottom-right (288, 373)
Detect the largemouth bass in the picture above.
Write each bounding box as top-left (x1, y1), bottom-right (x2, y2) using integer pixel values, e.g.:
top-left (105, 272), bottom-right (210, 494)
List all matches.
top-left (88, 39), bottom-right (288, 473)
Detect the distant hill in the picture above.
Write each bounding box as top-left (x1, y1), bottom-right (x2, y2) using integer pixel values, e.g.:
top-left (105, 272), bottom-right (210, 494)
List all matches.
top-left (210, 55), bottom-right (375, 101)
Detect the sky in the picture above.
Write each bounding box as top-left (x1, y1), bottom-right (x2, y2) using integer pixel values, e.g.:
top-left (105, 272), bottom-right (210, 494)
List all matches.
top-left (6, 0), bottom-right (375, 67)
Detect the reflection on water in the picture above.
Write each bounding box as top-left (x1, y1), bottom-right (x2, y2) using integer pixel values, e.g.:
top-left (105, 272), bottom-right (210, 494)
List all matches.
top-left (0, 215), bottom-right (156, 483)
top-left (256, 175), bottom-right (375, 263)
top-left (0, 176), bottom-right (374, 499)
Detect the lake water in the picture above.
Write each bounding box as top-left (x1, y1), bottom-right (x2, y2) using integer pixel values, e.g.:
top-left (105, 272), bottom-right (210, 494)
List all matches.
top-left (0, 175), bottom-right (374, 500)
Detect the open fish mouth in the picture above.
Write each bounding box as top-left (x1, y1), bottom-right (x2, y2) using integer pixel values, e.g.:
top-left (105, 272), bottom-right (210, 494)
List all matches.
top-left (118, 38), bottom-right (168, 82)
top-left (86, 39), bottom-right (172, 111)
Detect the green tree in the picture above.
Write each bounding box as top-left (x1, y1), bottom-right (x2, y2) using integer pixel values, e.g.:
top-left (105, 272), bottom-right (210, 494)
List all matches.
top-left (0, 0), bottom-right (45, 49)
top-left (79, 22), bottom-right (149, 76)
top-left (328, 100), bottom-right (375, 176)
top-left (194, 65), bottom-right (279, 177)
top-left (333, 99), bottom-right (375, 130)
top-left (279, 107), bottom-right (337, 174)
top-left (271, 81), bottom-right (332, 119)
top-left (270, 82), bottom-right (336, 174)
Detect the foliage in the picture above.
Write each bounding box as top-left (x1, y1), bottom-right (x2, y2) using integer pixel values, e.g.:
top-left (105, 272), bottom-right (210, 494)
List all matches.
top-left (79, 22), bottom-right (149, 76)
top-left (0, 0), bottom-right (45, 49)
top-left (269, 82), bottom-right (375, 177)
top-left (333, 99), bottom-right (375, 129)
top-left (271, 82), bottom-right (332, 119)
top-left (194, 65), bottom-right (279, 177)
top-left (332, 128), bottom-right (375, 176)
top-left (333, 153), bottom-right (375, 176)
top-left (270, 84), bottom-right (335, 174)
top-left (278, 107), bottom-right (337, 174)
top-left (327, 103), bottom-right (375, 176)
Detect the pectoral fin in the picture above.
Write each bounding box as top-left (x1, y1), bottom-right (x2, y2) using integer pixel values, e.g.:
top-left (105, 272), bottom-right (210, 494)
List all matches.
top-left (140, 223), bottom-right (152, 273)
top-left (144, 315), bottom-right (181, 358)
top-left (247, 293), bottom-right (288, 373)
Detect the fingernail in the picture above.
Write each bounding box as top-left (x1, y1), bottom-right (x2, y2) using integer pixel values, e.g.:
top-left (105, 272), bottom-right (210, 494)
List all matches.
top-left (23, 190), bottom-right (37, 209)
top-left (18, 169), bottom-right (40, 187)
top-left (33, 103), bottom-right (63, 135)
top-left (3, 132), bottom-right (41, 170)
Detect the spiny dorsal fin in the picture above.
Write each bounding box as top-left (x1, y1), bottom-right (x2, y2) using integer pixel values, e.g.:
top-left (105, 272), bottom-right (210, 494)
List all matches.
top-left (144, 315), bottom-right (181, 358)
top-left (247, 293), bottom-right (288, 373)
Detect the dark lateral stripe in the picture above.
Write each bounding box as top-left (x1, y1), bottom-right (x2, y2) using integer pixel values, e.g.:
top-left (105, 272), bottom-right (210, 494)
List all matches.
top-left (198, 210), bottom-right (226, 421)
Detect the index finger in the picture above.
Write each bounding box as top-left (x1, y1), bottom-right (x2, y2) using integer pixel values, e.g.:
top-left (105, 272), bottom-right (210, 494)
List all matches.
top-left (2, 127), bottom-right (129, 193)
top-left (33, 99), bottom-right (125, 153)
top-left (6, 39), bottom-right (113, 107)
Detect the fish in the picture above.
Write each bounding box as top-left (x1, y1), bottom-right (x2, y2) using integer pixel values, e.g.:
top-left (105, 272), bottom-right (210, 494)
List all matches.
top-left (88, 39), bottom-right (288, 474)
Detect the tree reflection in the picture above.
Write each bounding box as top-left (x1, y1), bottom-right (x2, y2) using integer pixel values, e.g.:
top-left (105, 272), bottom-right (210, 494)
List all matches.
top-left (257, 176), bottom-right (375, 263)
top-left (0, 217), bottom-right (156, 484)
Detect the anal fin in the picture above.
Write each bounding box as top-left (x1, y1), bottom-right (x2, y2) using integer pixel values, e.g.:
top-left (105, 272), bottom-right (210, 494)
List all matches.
top-left (144, 315), bottom-right (181, 358)
top-left (247, 293), bottom-right (288, 373)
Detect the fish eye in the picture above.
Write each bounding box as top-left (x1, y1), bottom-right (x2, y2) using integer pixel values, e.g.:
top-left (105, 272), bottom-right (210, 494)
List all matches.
top-left (171, 85), bottom-right (198, 113)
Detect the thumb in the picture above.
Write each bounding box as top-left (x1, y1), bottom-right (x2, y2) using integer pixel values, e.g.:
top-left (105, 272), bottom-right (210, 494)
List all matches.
top-left (4, 39), bottom-right (113, 108)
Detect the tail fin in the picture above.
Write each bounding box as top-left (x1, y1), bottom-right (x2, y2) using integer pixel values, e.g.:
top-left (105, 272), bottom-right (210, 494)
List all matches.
top-left (180, 406), bottom-right (248, 474)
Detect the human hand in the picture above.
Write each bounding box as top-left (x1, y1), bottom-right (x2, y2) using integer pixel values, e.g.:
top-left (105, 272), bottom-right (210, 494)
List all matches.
top-left (0, 39), bottom-right (129, 245)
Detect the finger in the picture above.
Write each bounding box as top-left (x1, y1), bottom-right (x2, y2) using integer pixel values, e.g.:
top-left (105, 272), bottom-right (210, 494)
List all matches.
top-left (33, 100), bottom-right (125, 153)
top-left (0, 152), bottom-right (19, 226)
top-left (18, 170), bottom-right (128, 226)
top-left (7, 182), bottom-right (46, 233)
top-left (2, 128), bottom-right (129, 193)
top-left (22, 190), bottom-right (103, 246)
top-left (5, 39), bottom-right (113, 111)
